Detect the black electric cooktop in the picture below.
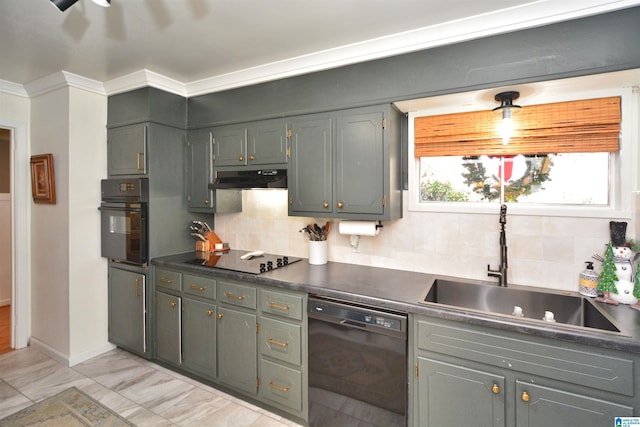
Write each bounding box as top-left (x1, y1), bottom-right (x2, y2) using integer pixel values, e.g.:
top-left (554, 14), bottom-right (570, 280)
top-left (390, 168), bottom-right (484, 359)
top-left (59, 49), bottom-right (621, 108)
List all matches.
top-left (184, 250), bottom-right (301, 275)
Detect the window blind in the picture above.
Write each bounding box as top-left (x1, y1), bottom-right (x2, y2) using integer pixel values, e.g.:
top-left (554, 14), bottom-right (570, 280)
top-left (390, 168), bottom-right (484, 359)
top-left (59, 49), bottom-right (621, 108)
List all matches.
top-left (414, 96), bottom-right (621, 157)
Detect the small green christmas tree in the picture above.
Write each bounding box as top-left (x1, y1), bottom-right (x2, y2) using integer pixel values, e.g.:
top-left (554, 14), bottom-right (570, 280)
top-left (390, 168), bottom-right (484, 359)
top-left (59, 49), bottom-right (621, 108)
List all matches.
top-left (598, 243), bottom-right (619, 294)
top-left (634, 266), bottom-right (640, 300)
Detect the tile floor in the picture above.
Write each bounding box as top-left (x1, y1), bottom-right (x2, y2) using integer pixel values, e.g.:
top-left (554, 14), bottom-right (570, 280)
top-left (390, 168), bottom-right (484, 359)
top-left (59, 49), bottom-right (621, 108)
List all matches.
top-left (0, 346), bottom-right (304, 426)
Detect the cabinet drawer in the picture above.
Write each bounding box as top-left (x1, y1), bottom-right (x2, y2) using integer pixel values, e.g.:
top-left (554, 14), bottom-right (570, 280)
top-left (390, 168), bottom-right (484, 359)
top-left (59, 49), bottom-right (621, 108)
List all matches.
top-left (218, 281), bottom-right (257, 309)
top-left (416, 318), bottom-right (634, 396)
top-left (260, 317), bottom-right (301, 366)
top-left (155, 268), bottom-right (181, 291)
top-left (260, 290), bottom-right (303, 321)
top-left (260, 359), bottom-right (303, 413)
top-left (183, 274), bottom-right (216, 300)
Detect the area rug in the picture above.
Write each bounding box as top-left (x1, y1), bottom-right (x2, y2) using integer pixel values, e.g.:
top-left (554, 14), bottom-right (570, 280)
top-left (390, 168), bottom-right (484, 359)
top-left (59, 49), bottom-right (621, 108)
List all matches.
top-left (0, 387), bottom-right (135, 427)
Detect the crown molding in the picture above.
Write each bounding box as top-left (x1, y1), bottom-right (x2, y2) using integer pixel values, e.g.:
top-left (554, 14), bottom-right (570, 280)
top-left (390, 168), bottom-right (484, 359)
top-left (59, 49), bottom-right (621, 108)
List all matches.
top-left (103, 69), bottom-right (187, 97)
top-left (0, 79), bottom-right (28, 97)
top-left (24, 71), bottom-right (105, 97)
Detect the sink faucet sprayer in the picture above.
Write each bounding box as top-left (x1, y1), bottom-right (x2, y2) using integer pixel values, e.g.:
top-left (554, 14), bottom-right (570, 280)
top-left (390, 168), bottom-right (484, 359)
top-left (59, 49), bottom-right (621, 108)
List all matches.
top-left (488, 204), bottom-right (508, 287)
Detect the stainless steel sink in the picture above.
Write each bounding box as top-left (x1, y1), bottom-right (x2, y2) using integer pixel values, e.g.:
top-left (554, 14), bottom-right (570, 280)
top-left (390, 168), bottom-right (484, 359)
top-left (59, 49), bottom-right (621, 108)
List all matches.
top-left (421, 278), bottom-right (622, 333)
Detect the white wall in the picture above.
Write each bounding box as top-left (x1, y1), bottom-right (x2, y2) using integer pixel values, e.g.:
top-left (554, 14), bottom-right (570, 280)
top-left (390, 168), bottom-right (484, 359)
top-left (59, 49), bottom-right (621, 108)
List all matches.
top-left (67, 86), bottom-right (108, 360)
top-left (30, 87), bottom-right (71, 356)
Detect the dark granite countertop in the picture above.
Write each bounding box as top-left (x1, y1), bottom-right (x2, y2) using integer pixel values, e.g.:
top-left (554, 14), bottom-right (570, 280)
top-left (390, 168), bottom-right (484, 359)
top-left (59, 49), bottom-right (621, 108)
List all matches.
top-left (152, 250), bottom-right (640, 355)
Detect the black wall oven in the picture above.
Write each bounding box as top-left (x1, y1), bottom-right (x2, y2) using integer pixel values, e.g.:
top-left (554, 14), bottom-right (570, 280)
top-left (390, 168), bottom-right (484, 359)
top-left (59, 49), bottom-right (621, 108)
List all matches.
top-left (99, 178), bottom-right (149, 266)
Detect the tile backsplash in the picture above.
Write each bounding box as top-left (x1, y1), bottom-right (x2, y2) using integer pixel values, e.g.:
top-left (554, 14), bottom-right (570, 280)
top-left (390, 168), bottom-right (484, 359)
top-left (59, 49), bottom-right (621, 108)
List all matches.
top-left (213, 190), bottom-right (638, 292)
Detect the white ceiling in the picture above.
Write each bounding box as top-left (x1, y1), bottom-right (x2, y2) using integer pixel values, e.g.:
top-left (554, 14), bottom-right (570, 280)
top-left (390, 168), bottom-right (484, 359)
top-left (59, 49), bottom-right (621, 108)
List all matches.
top-left (2, 0), bottom-right (640, 96)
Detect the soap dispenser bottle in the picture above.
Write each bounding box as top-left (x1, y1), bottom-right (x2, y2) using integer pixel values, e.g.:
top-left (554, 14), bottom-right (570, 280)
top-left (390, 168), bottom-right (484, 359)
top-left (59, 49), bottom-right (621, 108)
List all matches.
top-left (579, 261), bottom-right (599, 297)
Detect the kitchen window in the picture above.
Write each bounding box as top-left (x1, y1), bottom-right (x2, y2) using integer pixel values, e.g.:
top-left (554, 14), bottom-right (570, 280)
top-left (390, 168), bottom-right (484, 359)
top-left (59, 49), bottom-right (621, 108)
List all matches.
top-left (407, 84), bottom-right (637, 218)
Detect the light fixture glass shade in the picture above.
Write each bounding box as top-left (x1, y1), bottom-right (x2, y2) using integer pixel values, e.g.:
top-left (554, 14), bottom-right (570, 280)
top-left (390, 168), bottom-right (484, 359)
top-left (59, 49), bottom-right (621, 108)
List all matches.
top-left (50, 0), bottom-right (79, 11)
top-left (493, 91), bottom-right (521, 144)
top-left (92, 0), bottom-right (111, 6)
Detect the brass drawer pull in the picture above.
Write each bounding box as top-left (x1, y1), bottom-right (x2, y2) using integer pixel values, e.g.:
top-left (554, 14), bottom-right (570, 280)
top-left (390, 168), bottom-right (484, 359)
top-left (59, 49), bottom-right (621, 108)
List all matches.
top-left (268, 381), bottom-right (290, 393)
top-left (190, 284), bottom-right (207, 292)
top-left (159, 277), bottom-right (175, 284)
top-left (267, 337), bottom-right (289, 347)
top-left (225, 292), bottom-right (245, 300)
top-left (268, 302), bottom-right (291, 311)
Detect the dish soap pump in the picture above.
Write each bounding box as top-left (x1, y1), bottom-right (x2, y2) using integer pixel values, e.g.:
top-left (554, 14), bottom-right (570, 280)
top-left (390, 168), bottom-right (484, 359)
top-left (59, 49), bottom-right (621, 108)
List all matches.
top-left (579, 261), bottom-right (599, 297)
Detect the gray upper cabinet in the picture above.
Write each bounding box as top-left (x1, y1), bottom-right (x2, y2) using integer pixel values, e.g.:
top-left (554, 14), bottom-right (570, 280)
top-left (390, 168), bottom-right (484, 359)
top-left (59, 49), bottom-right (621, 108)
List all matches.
top-left (108, 87), bottom-right (186, 129)
top-left (288, 115), bottom-right (333, 216)
top-left (186, 128), bottom-right (214, 211)
top-left (212, 124), bottom-right (247, 167)
top-left (288, 104), bottom-right (403, 220)
top-left (107, 125), bottom-right (147, 176)
top-left (212, 119), bottom-right (288, 170)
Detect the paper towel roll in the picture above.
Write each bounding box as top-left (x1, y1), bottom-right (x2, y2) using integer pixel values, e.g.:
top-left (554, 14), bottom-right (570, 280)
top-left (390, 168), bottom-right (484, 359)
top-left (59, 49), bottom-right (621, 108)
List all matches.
top-left (338, 221), bottom-right (380, 237)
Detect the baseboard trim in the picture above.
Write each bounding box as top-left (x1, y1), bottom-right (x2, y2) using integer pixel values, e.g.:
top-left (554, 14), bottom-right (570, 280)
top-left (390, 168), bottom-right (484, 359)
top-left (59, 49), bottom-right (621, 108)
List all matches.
top-left (29, 338), bottom-right (116, 367)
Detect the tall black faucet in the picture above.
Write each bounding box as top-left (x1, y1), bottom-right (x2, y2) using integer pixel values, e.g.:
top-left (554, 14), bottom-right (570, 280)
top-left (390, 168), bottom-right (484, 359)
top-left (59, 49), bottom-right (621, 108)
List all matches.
top-left (488, 204), bottom-right (508, 287)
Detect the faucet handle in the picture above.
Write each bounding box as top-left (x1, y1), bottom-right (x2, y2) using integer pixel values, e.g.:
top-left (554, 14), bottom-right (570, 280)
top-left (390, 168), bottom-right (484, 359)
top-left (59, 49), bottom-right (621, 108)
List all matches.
top-left (500, 204), bottom-right (507, 224)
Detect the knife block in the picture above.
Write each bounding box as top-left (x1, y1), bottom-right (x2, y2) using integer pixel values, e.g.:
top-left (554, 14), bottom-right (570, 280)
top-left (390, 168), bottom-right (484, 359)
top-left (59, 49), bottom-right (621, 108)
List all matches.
top-left (196, 231), bottom-right (223, 253)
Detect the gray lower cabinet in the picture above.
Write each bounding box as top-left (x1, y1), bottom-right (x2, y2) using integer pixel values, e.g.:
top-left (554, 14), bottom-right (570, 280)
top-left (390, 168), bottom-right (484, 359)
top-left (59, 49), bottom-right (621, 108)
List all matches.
top-left (151, 266), bottom-right (308, 424)
top-left (412, 315), bottom-right (635, 427)
top-left (108, 264), bottom-right (147, 356)
top-left (288, 104), bottom-right (403, 220)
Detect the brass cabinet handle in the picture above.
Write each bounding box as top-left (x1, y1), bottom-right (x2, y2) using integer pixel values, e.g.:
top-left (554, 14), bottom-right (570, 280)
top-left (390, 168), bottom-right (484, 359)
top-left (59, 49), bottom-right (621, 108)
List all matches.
top-left (159, 277), bottom-right (175, 284)
top-left (521, 391), bottom-right (530, 402)
top-left (136, 152), bottom-right (144, 171)
top-left (170, 302), bottom-right (177, 308)
top-left (225, 292), bottom-right (245, 300)
top-left (239, 155), bottom-right (244, 161)
top-left (217, 313), bottom-right (224, 320)
top-left (492, 384), bottom-right (500, 394)
top-left (190, 284), bottom-right (207, 292)
top-left (268, 302), bottom-right (290, 311)
top-left (323, 202), bottom-right (329, 209)
top-left (267, 337), bottom-right (289, 347)
top-left (337, 201), bottom-right (344, 208)
top-left (268, 381), bottom-right (290, 393)
top-left (207, 310), bottom-right (214, 316)
top-left (249, 155), bottom-right (255, 161)
top-left (135, 278), bottom-right (142, 297)
top-left (204, 199), bottom-right (209, 205)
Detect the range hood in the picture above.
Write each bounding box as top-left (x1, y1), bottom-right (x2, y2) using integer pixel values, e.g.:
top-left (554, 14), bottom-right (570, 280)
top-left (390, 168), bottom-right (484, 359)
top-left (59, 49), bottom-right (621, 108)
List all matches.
top-left (211, 169), bottom-right (287, 189)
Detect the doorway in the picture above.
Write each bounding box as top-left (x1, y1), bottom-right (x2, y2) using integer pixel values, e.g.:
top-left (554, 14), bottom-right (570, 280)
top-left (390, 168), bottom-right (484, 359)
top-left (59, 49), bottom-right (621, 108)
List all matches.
top-left (0, 122), bottom-right (28, 352)
top-left (0, 128), bottom-right (11, 353)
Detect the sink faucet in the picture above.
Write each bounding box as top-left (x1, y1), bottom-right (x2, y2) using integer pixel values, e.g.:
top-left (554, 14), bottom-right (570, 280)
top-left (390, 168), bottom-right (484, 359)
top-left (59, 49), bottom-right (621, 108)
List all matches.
top-left (488, 204), bottom-right (508, 287)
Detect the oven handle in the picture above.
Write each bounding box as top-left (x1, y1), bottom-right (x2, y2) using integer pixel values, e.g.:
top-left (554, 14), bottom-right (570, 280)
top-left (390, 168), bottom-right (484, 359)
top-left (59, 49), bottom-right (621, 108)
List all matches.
top-left (98, 205), bottom-right (143, 213)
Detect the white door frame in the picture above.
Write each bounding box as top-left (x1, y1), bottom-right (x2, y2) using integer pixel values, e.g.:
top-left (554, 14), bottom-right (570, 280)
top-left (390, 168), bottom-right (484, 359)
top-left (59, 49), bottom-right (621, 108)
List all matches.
top-left (2, 120), bottom-right (29, 349)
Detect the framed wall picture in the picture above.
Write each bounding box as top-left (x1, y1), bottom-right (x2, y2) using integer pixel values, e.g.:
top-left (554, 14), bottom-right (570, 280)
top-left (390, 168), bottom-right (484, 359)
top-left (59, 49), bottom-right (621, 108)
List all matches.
top-left (30, 153), bottom-right (56, 204)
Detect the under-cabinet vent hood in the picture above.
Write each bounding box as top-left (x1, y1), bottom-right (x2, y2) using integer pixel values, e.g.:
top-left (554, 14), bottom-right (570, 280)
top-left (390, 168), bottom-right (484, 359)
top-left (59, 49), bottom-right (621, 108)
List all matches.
top-left (210, 169), bottom-right (287, 189)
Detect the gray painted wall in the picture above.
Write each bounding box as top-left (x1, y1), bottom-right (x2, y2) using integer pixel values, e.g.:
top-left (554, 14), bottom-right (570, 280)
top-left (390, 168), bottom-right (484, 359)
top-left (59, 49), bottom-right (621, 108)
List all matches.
top-left (188, 7), bottom-right (640, 128)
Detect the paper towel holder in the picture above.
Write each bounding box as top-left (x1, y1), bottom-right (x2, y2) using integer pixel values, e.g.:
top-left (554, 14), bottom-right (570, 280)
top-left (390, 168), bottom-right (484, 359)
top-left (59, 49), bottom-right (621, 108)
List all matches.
top-left (340, 220), bottom-right (383, 250)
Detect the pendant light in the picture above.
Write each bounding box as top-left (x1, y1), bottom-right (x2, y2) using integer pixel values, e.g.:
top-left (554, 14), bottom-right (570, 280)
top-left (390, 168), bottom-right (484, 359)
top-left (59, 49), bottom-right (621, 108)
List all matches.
top-left (493, 91), bottom-right (521, 144)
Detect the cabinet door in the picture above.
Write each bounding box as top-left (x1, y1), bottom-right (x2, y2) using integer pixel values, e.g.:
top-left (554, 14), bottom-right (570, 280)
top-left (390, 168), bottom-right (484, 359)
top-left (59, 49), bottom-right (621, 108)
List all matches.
top-left (187, 129), bottom-right (214, 211)
top-left (108, 266), bottom-right (146, 355)
top-left (288, 116), bottom-right (333, 216)
top-left (247, 120), bottom-right (287, 166)
top-left (155, 291), bottom-right (181, 366)
top-left (515, 381), bottom-right (632, 427)
top-left (217, 306), bottom-right (257, 395)
top-left (213, 124), bottom-right (247, 167)
top-left (107, 124), bottom-right (147, 176)
top-left (182, 297), bottom-right (216, 380)
top-left (417, 356), bottom-right (505, 427)
top-left (335, 111), bottom-right (384, 215)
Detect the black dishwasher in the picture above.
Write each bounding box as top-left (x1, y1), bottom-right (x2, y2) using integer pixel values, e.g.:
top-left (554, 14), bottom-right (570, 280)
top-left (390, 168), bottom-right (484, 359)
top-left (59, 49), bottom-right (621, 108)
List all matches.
top-left (308, 296), bottom-right (408, 427)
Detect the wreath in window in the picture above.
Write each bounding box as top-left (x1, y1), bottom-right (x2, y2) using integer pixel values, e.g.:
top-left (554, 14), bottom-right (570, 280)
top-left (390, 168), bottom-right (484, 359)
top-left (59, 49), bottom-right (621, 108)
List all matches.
top-left (461, 155), bottom-right (553, 202)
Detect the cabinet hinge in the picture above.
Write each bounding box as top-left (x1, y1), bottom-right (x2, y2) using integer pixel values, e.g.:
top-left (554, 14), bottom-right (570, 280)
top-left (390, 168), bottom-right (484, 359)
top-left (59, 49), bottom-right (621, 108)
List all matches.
top-left (212, 137), bottom-right (216, 145)
top-left (289, 195), bottom-right (293, 205)
top-left (187, 195), bottom-right (191, 202)
top-left (415, 362), bottom-right (419, 379)
top-left (287, 146), bottom-right (291, 159)
top-left (286, 128), bottom-right (292, 140)
top-left (382, 194), bottom-right (387, 208)
top-left (382, 118), bottom-right (387, 130)
top-left (256, 322), bottom-right (260, 334)
top-left (186, 140), bottom-right (191, 147)
top-left (257, 376), bottom-right (261, 389)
